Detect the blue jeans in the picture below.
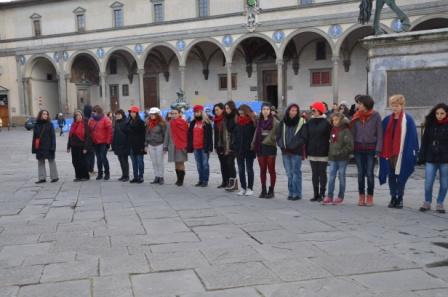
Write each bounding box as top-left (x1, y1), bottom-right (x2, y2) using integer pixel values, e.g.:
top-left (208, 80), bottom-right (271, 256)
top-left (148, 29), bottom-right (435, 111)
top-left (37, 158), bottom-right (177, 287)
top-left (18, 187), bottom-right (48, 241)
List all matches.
top-left (425, 163), bottom-right (448, 204)
top-left (355, 151), bottom-right (376, 195)
top-left (194, 149), bottom-right (210, 183)
top-left (328, 160), bottom-right (348, 199)
top-left (130, 149), bottom-right (144, 180)
top-left (237, 155), bottom-right (255, 190)
top-left (282, 154), bottom-right (302, 198)
top-left (388, 173), bottom-right (407, 198)
top-left (94, 144), bottom-right (109, 175)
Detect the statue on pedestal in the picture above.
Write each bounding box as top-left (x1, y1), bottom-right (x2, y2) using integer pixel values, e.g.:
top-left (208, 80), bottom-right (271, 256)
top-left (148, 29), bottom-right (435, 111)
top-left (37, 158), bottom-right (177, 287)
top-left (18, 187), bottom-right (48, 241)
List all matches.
top-left (245, 0), bottom-right (259, 32)
top-left (358, 0), bottom-right (410, 35)
top-left (170, 89), bottom-right (190, 112)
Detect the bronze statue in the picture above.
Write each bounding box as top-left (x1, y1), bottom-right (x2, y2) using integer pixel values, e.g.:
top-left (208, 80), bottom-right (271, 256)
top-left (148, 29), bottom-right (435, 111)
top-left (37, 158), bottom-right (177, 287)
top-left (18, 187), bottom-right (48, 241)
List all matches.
top-left (359, 0), bottom-right (410, 35)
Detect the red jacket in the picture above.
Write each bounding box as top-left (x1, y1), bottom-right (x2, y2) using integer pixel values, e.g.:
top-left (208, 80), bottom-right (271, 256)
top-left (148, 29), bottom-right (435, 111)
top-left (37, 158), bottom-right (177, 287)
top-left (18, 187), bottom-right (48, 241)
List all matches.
top-left (88, 116), bottom-right (112, 145)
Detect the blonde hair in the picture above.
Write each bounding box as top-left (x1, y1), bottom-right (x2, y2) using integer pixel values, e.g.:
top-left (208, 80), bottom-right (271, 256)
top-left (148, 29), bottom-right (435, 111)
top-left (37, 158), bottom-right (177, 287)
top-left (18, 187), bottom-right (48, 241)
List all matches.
top-left (389, 94), bottom-right (406, 106)
top-left (330, 112), bottom-right (345, 126)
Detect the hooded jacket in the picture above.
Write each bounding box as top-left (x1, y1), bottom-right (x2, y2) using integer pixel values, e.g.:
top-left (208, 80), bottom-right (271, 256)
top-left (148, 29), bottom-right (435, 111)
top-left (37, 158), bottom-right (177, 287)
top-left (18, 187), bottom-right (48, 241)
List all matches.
top-left (276, 104), bottom-right (308, 156)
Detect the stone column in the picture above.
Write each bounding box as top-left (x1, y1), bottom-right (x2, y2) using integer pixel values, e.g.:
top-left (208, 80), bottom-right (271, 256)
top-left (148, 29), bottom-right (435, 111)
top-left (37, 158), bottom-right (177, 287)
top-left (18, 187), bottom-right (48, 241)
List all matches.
top-left (64, 74), bottom-right (70, 113)
top-left (332, 56), bottom-right (340, 104)
top-left (100, 72), bottom-right (107, 108)
top-left (15, 57), bottom-right (26, 115)
top-left (57, 72), bottom-right (66, 114)
top-left (138, 69), bottom-right (145, 110)
top-left (276, 59), bottom-right (284, 108)
top-left (179, 66), bottom-right (186, 93)
top-left (226, 62), bottom-right (233, 100)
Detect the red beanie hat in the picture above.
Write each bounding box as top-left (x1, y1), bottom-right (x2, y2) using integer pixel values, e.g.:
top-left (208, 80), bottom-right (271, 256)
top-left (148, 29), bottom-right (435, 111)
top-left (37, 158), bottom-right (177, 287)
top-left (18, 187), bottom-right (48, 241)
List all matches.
top-left (311, 102), bottom-right (326, 114)
top-left (193, 105), bottom-right (204, 112)
top-left (128, 106), bottom-right (140, 113)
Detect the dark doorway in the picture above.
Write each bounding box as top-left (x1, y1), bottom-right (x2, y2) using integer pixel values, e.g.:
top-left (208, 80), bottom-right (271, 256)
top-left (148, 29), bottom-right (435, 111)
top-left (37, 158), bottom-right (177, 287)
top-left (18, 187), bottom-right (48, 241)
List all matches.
top-left (263, 70), bottom-right (278, 107)
top-left (144, 76), bottom-right (159, 109)
top-left (109, 84), bottom-right (120, 112)
top-left (0, 94), bottom-right (8, 127)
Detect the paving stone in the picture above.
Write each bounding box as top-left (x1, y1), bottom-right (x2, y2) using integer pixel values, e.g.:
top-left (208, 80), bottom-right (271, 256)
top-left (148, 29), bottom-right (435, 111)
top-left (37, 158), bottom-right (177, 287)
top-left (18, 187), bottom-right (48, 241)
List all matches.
top-left (196, 262), bottom-right (279, 290)
top-left (265, 258), bottom-right (332, 282)
top-left (41, 261), bottom-right (98, 282)
top-left (18, 280), bottom-right (90, 297)
top-left (309, 252), bottom-right (419, 276)
top-left (181, 287), bottom-right (261, 297)
top-left (93, 275), bottom-right (133, 297)
top-left (100, 254), bottom-right (149, 275)
top-left (352, 269), bottom-right (448, 292)
top-left (147, 250), bottom-right (209, 271)
top-left (0, 266), bottom-right (43, 286)
top-left (131, 270), bottom-right (205, 296)
top-left (416, 288), bottom-right (448, 297)
top-left (22, 251), bottom-right (76, 266)
top-left (0, 286), bottom-right (18, 297)
top-left (311, 236), bottom-right (382, 255)
top-left (200, 245), bottom-right (263, 265)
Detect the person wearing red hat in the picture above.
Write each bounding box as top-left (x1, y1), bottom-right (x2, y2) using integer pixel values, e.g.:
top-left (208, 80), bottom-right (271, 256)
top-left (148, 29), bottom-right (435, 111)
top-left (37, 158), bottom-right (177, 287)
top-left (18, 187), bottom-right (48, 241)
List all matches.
top-left (127, 106), bottom-right (146, 184)
top-left (307, 101), bottom-right (332, 202)
top-left (88, 105), bottom-right (113, 180)
top-left (187, 105), bottom-right (213, 187)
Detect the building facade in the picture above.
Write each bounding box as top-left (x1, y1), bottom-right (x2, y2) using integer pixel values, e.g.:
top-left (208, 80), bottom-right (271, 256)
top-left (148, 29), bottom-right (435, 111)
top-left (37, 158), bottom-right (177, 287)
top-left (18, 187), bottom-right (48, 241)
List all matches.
top-left (0, 0), bottom-right (447, 125)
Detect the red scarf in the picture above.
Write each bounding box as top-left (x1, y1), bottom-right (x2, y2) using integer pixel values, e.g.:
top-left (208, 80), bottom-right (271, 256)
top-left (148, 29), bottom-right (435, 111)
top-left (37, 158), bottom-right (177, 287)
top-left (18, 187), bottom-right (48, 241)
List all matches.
top-left (350, 110), bottom-right (374, 127)
top-left (148, 118), bottom-right (160, 129)
top-left (437, 117), bottom-right (448, 125)
top-left (170, 117), bottom-right (188, 150)
top-left (214, 114), bottom-right (224, 127)
top-left (330, 126), bottom-right (341, 143)
top-left (69, 120), bottom-right (85, 141)
top-left (237, 115), bottom-right (252, 126)
top-left (381, 112), bottom-right (404, 159)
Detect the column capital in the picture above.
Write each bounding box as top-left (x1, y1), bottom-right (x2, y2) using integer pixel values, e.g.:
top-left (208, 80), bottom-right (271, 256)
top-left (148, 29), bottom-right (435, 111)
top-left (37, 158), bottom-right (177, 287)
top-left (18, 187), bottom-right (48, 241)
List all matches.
top-left (276, 59), bottom-right (284, 66)
top-left (178, 65), bottom-right (186, 72)
top-left (331, 56), bottom-right (340, 63)
top-left (100, 72), bottom-right (107, 79)
top-left (64, 74), bottom-right (71, 80)
top-left (138, 68), bottom-right (145, 75)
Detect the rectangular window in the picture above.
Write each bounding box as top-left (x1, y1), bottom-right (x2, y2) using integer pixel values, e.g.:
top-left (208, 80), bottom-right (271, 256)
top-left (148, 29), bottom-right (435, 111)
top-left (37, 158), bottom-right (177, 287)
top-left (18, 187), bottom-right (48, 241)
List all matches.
top-left (316, 41), bottom-right (327, 60)
top-left (109, 59), bottom-right (117, 75)
top-left (219, 74), bottom-right (237, 90)
top-left (122, 84), bottom-right (129, 96)
top-left (310, 70), bottom-right (331, 87)
top-left (198, 0), bottom-right (209, 17)
top-left (300, 0), bottom-right (313, 5)
top-left (76, 14), bottom-right (86, 32)
top-left (113, 9), bottom-right (123, 28)
top-left (154, 3), bottom-right (164, 22)
top-left (33, 20), bottom-right (41, 37)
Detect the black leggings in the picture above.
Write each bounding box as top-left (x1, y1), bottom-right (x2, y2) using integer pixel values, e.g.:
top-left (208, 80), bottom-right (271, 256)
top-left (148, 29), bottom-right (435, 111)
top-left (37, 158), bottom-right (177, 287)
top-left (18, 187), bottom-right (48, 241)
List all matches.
top-left (222, 154), bottom-right (236, 181)
top-left (310, 160), bottom-right (328, 198)
top-left (71, 146), bottom-right (89, 179)
top-left (117, 155), bottom-right (129, 178)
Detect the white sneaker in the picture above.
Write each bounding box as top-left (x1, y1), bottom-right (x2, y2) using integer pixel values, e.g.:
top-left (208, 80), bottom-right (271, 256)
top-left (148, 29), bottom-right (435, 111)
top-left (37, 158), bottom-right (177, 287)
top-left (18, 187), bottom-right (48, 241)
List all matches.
top-left (237, 189), bottom-right (246, 196)
top-left (245, 189), bottom-right (254, 196)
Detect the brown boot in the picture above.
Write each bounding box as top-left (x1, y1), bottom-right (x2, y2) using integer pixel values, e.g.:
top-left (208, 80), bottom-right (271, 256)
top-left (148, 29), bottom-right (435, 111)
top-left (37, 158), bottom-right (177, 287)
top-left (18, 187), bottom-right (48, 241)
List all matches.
top-left (358, 194), bottom-right (366, 206)
top-left (366, 195), bottom-right (374, 207)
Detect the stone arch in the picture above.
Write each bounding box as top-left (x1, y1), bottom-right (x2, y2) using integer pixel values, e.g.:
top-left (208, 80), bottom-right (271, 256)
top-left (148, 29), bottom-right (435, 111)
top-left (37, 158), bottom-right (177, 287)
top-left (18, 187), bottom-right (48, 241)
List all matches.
top-left (229, 32), bottom-right (278, 63)
top-left (141, 42), bottom-right (181, 67)
top-left (181, 37), bottom-right (229, 66)
top-left (24, 54), bottom-right (59, 78)
top-left (102, 46), bottom-right (141, 73)
top-left (334, 23), bottom-right (392, 57)
top-left (279, 28), bottom-right (335, 59)
top-left (65, 50), bottom-right (101, 74)
top-left (410, 15), bottom-right (448, 31)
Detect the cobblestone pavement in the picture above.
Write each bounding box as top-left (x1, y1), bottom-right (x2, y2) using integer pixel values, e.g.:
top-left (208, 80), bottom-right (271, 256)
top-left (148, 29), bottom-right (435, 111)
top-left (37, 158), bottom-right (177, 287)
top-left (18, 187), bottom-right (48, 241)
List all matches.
top-left (0, 129), bottom-right (447, 297)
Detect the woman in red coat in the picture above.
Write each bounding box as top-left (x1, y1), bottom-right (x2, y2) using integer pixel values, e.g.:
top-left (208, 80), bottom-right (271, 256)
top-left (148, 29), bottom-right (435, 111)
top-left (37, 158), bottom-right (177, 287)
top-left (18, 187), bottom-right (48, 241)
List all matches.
top-left (88, 105), bottom-right (112, 180)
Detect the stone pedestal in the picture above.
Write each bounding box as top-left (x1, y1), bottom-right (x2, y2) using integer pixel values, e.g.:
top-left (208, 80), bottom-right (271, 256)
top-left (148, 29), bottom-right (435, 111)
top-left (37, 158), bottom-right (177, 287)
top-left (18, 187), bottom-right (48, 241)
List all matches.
top-left (362, 28), bottom-right (448, 124)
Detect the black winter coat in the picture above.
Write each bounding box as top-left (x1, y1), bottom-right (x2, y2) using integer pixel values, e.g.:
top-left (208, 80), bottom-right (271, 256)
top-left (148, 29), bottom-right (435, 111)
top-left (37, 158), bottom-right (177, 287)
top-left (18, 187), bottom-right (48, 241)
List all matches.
top-left (419, 122), bottom-right (448, 164)
top-left (276, 119), bottom-right (308, 155)
top-left (233, 121), bottom-right (256, 158)
top-left (187, 120), bottom-right (213, 153)
top-left (32, 121), bottom-right (56, 160)
top-left (112, 119), bottom-right (130, 156)
top-left (127, 117), bottom-right (146, 155)
top-left (67, 121), bottom-right (93, 151)
top-left (306, 117), bottom-right (331, 157)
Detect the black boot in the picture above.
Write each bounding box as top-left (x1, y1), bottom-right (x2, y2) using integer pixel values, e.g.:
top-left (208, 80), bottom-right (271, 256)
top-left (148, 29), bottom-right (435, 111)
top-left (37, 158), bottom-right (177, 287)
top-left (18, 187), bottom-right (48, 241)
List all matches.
top-left (395, 196), bottom-right (403, 209)
top-left (266, 186), bottom-right (274, 199)
top-left (177, 170), bottom-right (185, 186)
top-left (96, 172), bottom-right (103, 180)
top-left (217, 181), bottom-right (227, 188)
top-left (310, 186), bottom-right (320, 202)
top-left (104, 172), bottom-right (110, 181)
top-left (151, 177), bottom-right (160, 184)
top-left (175, 170), bottom-right (180, 186)
top-left (388, 196), bottom-right (397, 208)
top-left (258, 186), bottom-right (267, 198)
top-left (158, 177), bottom-right (164, 185)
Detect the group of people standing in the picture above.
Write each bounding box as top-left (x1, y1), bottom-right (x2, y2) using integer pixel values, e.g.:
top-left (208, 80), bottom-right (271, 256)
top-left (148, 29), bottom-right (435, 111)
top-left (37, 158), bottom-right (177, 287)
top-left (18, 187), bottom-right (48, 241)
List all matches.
top-left (31, 94), bottom-right (448, 213)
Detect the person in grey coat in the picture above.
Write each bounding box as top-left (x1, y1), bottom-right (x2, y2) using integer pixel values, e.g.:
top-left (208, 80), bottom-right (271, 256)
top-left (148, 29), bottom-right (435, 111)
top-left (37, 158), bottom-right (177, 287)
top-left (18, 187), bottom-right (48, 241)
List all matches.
top-left (146, 107), bottom-right (166, 185)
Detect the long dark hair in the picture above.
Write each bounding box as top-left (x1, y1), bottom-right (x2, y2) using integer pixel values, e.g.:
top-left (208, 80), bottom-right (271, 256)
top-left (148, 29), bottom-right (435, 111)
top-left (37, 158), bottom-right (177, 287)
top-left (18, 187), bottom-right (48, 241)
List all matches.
top-left (259, 102), bottom-right (273, 120)
top-left (36, 110), bottom-right (50, 122)
top-left (114, 109), bottom-right (126, 120)
top-left (224, 100), bottom-right (238, 118)
top-left (213, 103), bottom-right (225, 116)
top-left (238, 104), bottom-right (256, 124)
top-left (425, 103), bottom-right (448, 126)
